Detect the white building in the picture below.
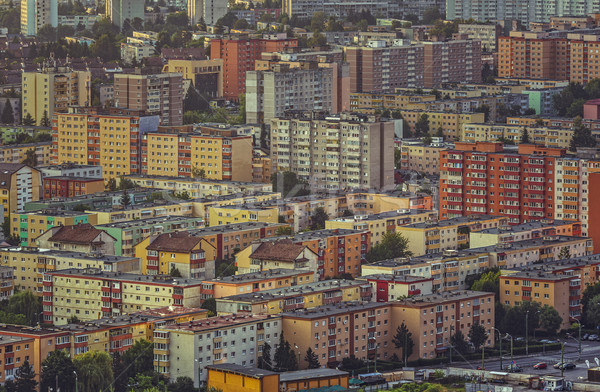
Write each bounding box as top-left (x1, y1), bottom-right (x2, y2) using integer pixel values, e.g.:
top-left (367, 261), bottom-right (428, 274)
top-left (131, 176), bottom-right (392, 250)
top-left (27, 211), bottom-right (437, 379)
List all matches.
top-left (107, 0), bottom-right (145, 29)
top-left (188, 0), bottom-right (228, 26)
top-left (21, 0), bottom-right (58, 36)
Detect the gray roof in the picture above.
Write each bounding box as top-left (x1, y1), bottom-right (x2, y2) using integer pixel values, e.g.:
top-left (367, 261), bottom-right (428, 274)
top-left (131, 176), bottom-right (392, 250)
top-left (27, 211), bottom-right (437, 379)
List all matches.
top-left (48, 268), bottom-right (203, 287)
top-left (96, 215), bottom-right (203, 229)
top-left (206, 363), bottom-right (277, 378)
top-left (279, 368), bottom-right (349, 382)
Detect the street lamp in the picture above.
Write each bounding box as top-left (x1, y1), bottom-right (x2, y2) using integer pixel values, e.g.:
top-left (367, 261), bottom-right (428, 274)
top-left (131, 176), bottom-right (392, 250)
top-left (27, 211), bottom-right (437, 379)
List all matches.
top-left (492, 327), bottom-right (502, 371)
top-left (74, 371), bottom-right (78, 392)
top-left (194, 359), bottom-right (202, 387)
top-left (560, 341), bottom-right (566, 378)
top-left (525, 310), bottom-right (540, 356)
top-left (294, 344), bottom-right (301, 370)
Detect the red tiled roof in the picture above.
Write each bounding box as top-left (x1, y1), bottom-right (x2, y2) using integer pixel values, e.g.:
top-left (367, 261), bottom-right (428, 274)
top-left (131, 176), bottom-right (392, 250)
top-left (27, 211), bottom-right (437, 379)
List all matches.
top-left (146, 231), bottom-right (203, 253)
top-left (250, 239), bottom-right (306, 262)
top-left (48, 223), bottom-right (108, 244)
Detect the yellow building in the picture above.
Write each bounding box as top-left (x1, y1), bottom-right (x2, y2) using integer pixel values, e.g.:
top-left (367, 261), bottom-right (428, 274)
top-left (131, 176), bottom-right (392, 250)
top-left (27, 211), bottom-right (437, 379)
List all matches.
top-left (206, 364), bottom-right (279, 392)
top-left (0, 248), bottom-right (139, 296)
top-left (235, 239), bottom-right (319, 276)
top-left (0, 163), bottom-right (41, 219)
top-left (325, 209), bottom-right (438, 246)
top-left (208, 205), bottom-right (279, 226)
top-left (399, 110), bottom-right (485, 140)
top-left (44, 268), bottom-right (204, 325)
top-left (162, 58), bottom-right (224, 97)
top-left (396, 215), bottom-right (508, 256)
top-left (0, 142), bottom-right (52, 165)
top-left (349, 92), bottom-right (437, 112)
top-left (462, 123), bottom-right (575, 149)
top-left (499, 271), bottom-right (573, 330)
top-left (11, 210), bottom-right (98, 247)
top-left (22, 65), bottom-right (91, 125)
top-left (398, 140), bottom-right (449, 175)
top-left (89, 201), bottom-right (194, 224)
top-left (215, 279), bottom-right (373, 315)
top-left (135, 231), bottom-right (216, 279)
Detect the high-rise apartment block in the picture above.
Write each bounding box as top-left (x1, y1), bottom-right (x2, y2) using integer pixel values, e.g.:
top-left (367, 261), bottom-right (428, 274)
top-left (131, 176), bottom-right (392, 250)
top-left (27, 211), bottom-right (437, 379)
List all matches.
top-left (498, 31), bottom-right (600, 83)
top-left (188, 0), bottom-right (228, 26)
top-left (210, 35), bottom-right (298, 100)
top-left (20, 0), bottom-right (57, 36)
top-left (114, 73), bottom-right (184, 126)
top-left (346, 38), bottom-right (481, 91)
top-left (282, 0), bottom-right (399, 19)
top-left (22, 64), bottom-right (91, 125)
top-left (162, 59), bottom-right (224, 98)
top-left (106, 0), bottom-right (144, 29)
top-left (270, 112), bottom-right (395, 191)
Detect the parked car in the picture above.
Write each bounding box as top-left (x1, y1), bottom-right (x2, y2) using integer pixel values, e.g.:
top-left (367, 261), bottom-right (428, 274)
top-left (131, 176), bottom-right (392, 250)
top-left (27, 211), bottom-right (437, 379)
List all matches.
top-left (583, 334), bottom-right (590, 340)
top-left (506, 364), bottom-right (522, 373)
top-left (560, 363), bottom-right (576, 370)
top-left (553, 362), bottom-right (564, 369)
top-left (589, 334), bottom-right (598, 341)
top-left (540, 339), bottom-right (551, 343)
top-left (515, 337), bottom-right (524, 342)
top-left (533, 363), bottom-right (547, 369)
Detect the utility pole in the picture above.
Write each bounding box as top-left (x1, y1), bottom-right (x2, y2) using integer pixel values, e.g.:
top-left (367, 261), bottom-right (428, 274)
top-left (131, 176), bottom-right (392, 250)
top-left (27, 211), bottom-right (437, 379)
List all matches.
top-left (481, 345), bottom-right (485, 370)
top-left (561, 341), bottom-right (565, 378)
top-left (510, 335), bottom-right (513, 364)
top-left (578, 322), bottom-right (583, 361)
top-left (74, 371), bottom-right (78, 392)
top-left (526, 310), bottom-right (529, 355)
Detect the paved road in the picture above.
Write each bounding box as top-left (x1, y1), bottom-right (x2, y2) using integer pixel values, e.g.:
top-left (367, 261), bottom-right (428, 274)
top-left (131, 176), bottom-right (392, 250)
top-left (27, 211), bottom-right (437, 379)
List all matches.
top-left (446, 338), bottom-right (600, 382)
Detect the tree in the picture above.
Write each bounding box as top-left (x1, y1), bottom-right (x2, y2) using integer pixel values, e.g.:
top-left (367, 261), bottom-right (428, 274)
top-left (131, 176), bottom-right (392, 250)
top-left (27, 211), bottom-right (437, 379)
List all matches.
top-left (310, 11), bottom-right (326, 32)
top-left (232, 18), bottom-right (249, 29)
top-left (273, 332), bottom-right (297, 371)
top-left (271, 171), bottom-right (310, 198)
top-left (310, 207), bottom-right (329, 230)
top-left (22, 149), bottom-right (37, 167)
top-left (106, 178), bottom-right (117, 191)
top-left (22, 113), bottom-right (35, 125)
top-left (275, 226), bottom-right (293, 236)
top-left (582, 283), bottom-right (600, 325)
top-left (521, 127), bottom-right (530, 144)
top-left (91, 34), bottom-right (119, 61)
top-left (112, 351), bottom-right (128, 392)
top-left (365, 231), bottom-right (412, 262)
top-left (1, 100), bottom-right (14, 124)
top-left (41, 350), bottom-right (77, 392)
top-left (569, 116), bottom-right (596, 152)
top-left (392, 322), bottom-right (414, 364)
top-left (414, 114), bottom-right (430, 136)
top-left (201, 298), bottom-right (216, 316)
top-left (470, 267), bottom-right (501, 298)
top-left (5, 290), bottom-right (42, 326)
top-left (422, 7), bottom-right (443, 24)
top-left (539, 305), bottom-right (562, 336)
top-left (585, 293), bottom-right (600, 328)
top-left (183, 84), bottom-right (208, 112)
top-left (169, 265), bottom-right (182, 277)
top-left (558, 246), bottom-right (571, 260)
top-left (120, 189), bottom-right (131, 206)
top-left (468, 323), bottom-right (488, 350)
top-left (15, 360), bottom-right (37, 392)
top-left (305, 347), bottom-right (320, 369)
top-left (501, 301), bottom-right (541, 335)
top-left (40, 110), bottom-right (50, 127)
top-left (450, 330), bottom-right (469, 354)
top-left (258, 341), bottom-right (272, 370)
top-left (38, 24), bottom-right (57, 42)
top-left (167, 377), bottom-right (195, 392)
top-left (307, 32), bottom-right (327, 47)
top-left (191, 166), bottom-right (206, 179)
top-left (121, 340), bottom-right (154, 379)
top-left (74, 351), bottom-right (114, 392)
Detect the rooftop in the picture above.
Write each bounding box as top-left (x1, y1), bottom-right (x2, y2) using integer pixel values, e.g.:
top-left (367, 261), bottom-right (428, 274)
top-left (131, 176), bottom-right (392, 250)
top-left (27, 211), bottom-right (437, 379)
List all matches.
top-left (514, 254), bottom-right (600, 273)
top-left (43, 176), bottom-right (104, 182)
top-left (288, 228), bottom-right (368, 241)
top-left (157, 313), bottom-right (277, 332)
top-left (279, 368), bottom-right (349, 382)
top-left (96, 215), bottom-right (203, 229)
top-left (476, 219), bottom-right (576, 235)
top-left (393, 290), bottom-right (494, 306)
top-left (185, 222), bottom-right (286, 236)
top-left (48, 268), bottom-right (204, 286)
top-left (206, 363), bottom-right (277, 378)
top-left (468, 235), bottom-right (591, 254)
top-left (250, 239), bottom-right (310, 262)
top-left (281, 301), bottom-right (388, 319)
top-left (0, 247), bottom-right (137, 263)
top-left (123, 174), bottom-right (270, 187)
top-left (358, 274), bottom-right (434, 283)
top-left (48, 223), bottom-right (112, 244)
top-left (19, 209), bottom-right (95, 217)
top-left (146, 231), bottom-right (207, 253)
top-left (205, 268), bottom-right (312, 284)
top-left (401, 214), bottom-right (506, 229)
top-left (328, 209), bottom-right (436, 223)
top-left (0, 335), bottom-right (35, 345)
top-left (502, 270), bottom-right (572, 281)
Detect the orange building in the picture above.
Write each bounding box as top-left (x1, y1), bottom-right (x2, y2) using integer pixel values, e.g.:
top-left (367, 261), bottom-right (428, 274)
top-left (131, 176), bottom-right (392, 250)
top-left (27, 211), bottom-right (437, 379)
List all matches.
top-left (43, 176), bottom-right (106, 199)
top-left (0, 336), bottom-right (35, 384)
top-left (210, 35), bottom-right (298, 100)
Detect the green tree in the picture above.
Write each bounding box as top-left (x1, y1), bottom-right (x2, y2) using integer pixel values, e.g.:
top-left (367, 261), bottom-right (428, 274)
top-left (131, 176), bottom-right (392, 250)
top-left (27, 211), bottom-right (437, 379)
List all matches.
top-left (91, 34), bottom-right (119, 60)
top-left (183, 84), bottom-right (208, 112)
top-left (22, 113), bottom-right (35, 125)
top-left (38, 24), bottom-right (58, 42)
top-left (120, 189), bottom-right (131, 206)
top-left (569, 116), bottom-right (596, 152)
top-left (40, 110), bottom-right (50, 127)
top-left (310, 207), bottom-right (329, 230)
top-left (394, 148), bottom-right (402, 169)
top-left (201, 298), bottom-right (216, 316)
top-left (501, 301), bottom-right (541, 335)
top-left (558, 246), bottom-right (571, 260)
top-left (15, 360), bottom-right (37, 392)
top-left (539, 305), bottom-right (562, 336)
top-left (581, 282), bottom-right (600, 325)
top-left (521, 127), bottom-right (530, 144)
top-left (422, 7), bottom-right (442, 24)
top-left (112, 351), bottom-right (128, 392)
top-left (305, 347), bottom-right (320, 369)
top-left (41, 350), bottom-right (77, 392)
top-left (271, 171), bottom-right (310, 198)
top-left (450, 330), bottom-right (469, 354)
top-left (275, 226), bottom-right (292, 236)
top-left (307, 31), bottom-right (327, 47)
top-left (121, 340), bottom-right (154, 379)
top-left (106, 178), bottom-right (117, 191)
top-left (468, 323), bottom-right (488, 349)
top-left (6, 290), bottom-right (42, 326)
top-left (22, 149), bottom-right (37, 167)
top-left (273, 332), bottom-right (297, 371)
top-left (169, 265), bottom-right (182, 277)
top-left (2, 217), bottom-right (10, 238)
top-left (1, 100), bottom-right (14, 124)
top-left (118, 177), bottom-right (135, 190)
top-left (310, 11), bottom-right (326, 32)
top-left (392, 322), bottom-right (414, 364)
top-left (414, 114), bottom-right (430, 136)
top-left (422, 135), bottom-right (432, 146)
top-left (470, 267), bottom-right (501, 298)
top-left (232, 18), bottom-right (249, 29)
top-left (365, 231), bottom-right (412, 262)
top-left (585, 293), bottom-right (600, 328)
top-left (167, 377), bottom-right (195, 392)
top-left (74, 351), bottom-right (114, 392)
top-left (258, 341), bottom-right (272, 370)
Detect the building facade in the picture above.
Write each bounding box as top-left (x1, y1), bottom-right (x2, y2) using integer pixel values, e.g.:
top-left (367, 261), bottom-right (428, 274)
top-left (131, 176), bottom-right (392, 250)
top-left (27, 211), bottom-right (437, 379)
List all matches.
top-left (21, 0), bottom-right (57, 35)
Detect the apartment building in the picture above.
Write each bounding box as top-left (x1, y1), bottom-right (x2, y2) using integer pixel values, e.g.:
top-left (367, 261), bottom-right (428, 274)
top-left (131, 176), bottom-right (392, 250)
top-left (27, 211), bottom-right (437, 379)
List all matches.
top-left (270, 111), bottom-right (395, 191)
top-left (396, 215), bottom-right (508, 256)
top-left (124, 174), bottom-right (271, 198)
top-left (281, 302), bottom-right (394, 368)
top-left (135, 231), bottom-right (216, 279)
top-left (0, 163), bottom-right (42, 218)
top-left (461, 123), bottom-right (577, 149)
top-left (326, 210), bottom-right (438, 246)
top-left (470, 219), bottom-right (582, 248)
top-left (0, 142), bottom-right (52, 166)
top-left (21, 0), bottom-right (57, 35)
top-left (96, 216), bottom-right (205, 256)
top-left (106, 0), bottom-right (144, 29)
top-left (391, 291), bottom-right (495, 360)
top-left (38, 163), bottom-right (103, 179)
top-left (140, 125), bottom-right (253, 181)
top-left (0, 248), bottom-right (139, 295)
top-left (216, 280), bottom-right (372, 315)
top-left (11, 210), bottom-right (98, 246)
top-left (43, 268), bottom-right (204, 325)
top-left (153, 314), bottom-right (282, 386)
top-left (0, 266), bottom-right (14, 300)
top-left (188, 0), bottom-right (228, 25)
top-left (26, 188), bottom-right (161, 212)
top-left (57, 14), bottom-right (100, 30)
top-left (399, 110), bottom-right (486, 141)
top-left (358, 274), bottom-right (434, 301)
top-left (0, 336), bottom-right (35, 383)
top-left (252, 154), bottom-right (272, 184)
top-left (458, 24), bottom-right (501, 52)
top-left (52, 107), bottom-right (160, 180)
top-left (397, 139), bottom-right (449, 175)
top-left (500, 271), bottom-right (575, 330)
top-left (498, 31), bottom-right (600, 83)
top-left (120, 42), bottom-right (157, 65)
top-left (114, 73), bottom-right (184, 126)
top-left (283, 0), bottom-right (399, 20)
top-left (349, 92), bottom-right (436, 113)
top-left (235, 239), bottom-right (319, 276)
top-left (22, 64), bottom-right (90, 125)
top-left (162, 59), bottom-right (224, 98)
top-left (42, 176), bottom-right (105, 199)
top-left (210, 34), bottom-right (298, 100)
top-left (524, 254), bottom-right (600, 289)
top-left (36, 223), bottom-right (116, 255)
top-left (201, 269), bottom-right (315, 300)
top-left (208, 205), bottom-right (279, 226)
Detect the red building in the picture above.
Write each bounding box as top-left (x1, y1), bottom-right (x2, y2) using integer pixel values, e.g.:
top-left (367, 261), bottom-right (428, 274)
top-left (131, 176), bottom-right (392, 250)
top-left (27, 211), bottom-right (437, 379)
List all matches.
top-left (439, 142), bottom-right (565, 224)
top-left (210, 35), bottom-right (298, 100)
top-left (43, 176), bottom-right (105, 199)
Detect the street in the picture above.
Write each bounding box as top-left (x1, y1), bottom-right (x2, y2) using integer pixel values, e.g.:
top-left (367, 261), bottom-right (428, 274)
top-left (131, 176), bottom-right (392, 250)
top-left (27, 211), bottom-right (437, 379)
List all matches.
top-left (445, 338), bottom-right (600, 382)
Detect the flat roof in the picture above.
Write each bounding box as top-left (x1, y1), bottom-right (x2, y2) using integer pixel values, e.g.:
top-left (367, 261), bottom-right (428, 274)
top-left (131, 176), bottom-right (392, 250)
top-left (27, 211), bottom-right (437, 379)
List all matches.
top-left (206, 363), bottom-right (277, 378)
top-left (502, 270), bottom-right (572, 281)
top-left (358, 274), bottom-right (433, 283)
top-left (0, 335), bottom-right (35, 345)
top-left (0, 247), bottom-right (137, 263)
top-left (392, 290), bottom-right (494, 306)
top-left (96, 215), bottom-right (203, 229)
top-left (186, 222), bottom-right (284, 236)
top-left (282, 301), bottom-right (388, 319)
top-left (48, 268), bottom-right (203, 286)
top-left (279, 368), bottom-right (349, 382)
top-left (18, 210), bottom-right (95, 217)
top-left (288, 228), bottom-right (367, 240)
top-left (158, 313), bottom-right (277, 332)
top-left (124, 174), bottom-right (269, 187)
top-left (514, 254), bottom-right (600, 273)
top-left (401, 214), bottom-right (505, 229)
top-left (328, 209), bottom-right (436, 223)
top-left (467, 235), bottom-right (590, 254)
top-left (205, 268), bottom-right (312, 284)
top-left (43, 176), bottom-right (104, 182)
top-left (476, 219), bottom-right (575, 235)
